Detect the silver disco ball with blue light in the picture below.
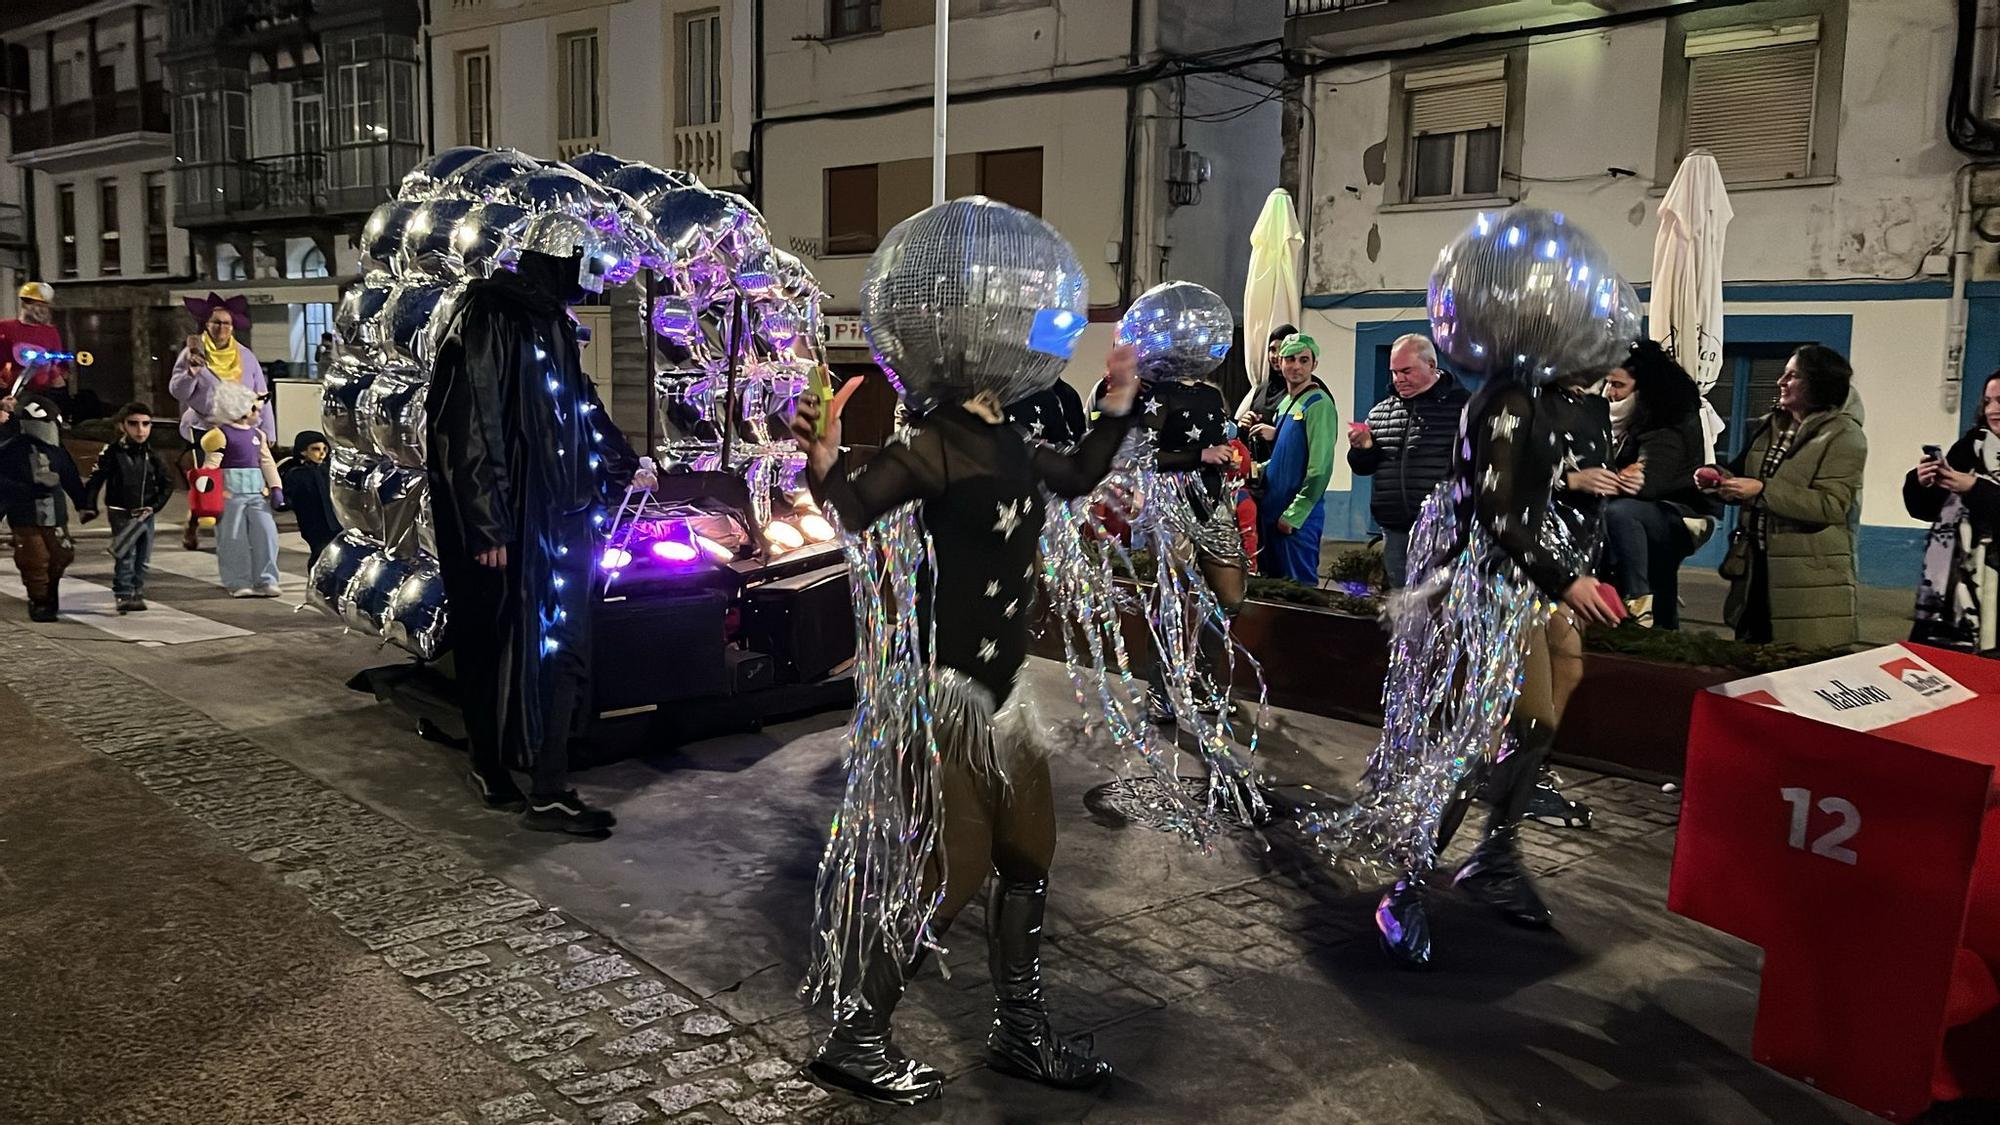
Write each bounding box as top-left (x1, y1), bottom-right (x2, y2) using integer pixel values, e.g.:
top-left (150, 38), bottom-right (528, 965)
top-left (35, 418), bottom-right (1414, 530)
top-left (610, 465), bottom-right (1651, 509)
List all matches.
top-left (1428, 207), bottom-right (1640, 384)
top-left (1116, 281), bottom-right (1234, 383)
top-left (860, 196), bottom-right (1088, 414)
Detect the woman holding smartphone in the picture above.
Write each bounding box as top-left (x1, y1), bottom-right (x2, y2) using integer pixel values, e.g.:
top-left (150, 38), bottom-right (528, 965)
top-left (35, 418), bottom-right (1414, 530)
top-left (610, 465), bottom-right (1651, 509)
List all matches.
top-left (1905, 370), bottom-right (2000, 655)
top-left (1697, 344), bottom-right (1866, 647)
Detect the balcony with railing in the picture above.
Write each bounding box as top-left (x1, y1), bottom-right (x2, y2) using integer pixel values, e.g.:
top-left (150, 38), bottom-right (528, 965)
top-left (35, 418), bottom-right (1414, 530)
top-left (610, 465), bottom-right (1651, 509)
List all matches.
top-left (173, 140), bottom-right (422, 227)
top-left (673, 124), bottom-right (729, 186)
top-left (165, 0), bottom-right (314, 53)
top-left (1287, 0), bottom-right (1396, 13)
top-left (1288, 0), bottom-right (1674, 51)
top-left (0, 202), bottom-right (27, 248)
top-left (9, 83), bottom-right (173, 165)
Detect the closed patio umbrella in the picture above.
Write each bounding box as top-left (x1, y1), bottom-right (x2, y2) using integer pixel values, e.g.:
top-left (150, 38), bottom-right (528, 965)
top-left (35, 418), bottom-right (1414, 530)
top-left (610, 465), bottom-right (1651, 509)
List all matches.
top-left (1650, 150), bottom-right (1734, 462)
top-left (1241, 188), bottom-right (1304, 407)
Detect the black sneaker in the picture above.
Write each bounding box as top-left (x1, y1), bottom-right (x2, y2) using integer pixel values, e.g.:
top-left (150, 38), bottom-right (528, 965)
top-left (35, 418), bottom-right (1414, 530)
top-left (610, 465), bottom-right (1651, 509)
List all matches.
top-left (465, 769), bottom-right (527, 812)
top-left (521, 790), bottom-right (615, 836)
top-left (27, 600), bottom-right (57, 623)
top-left (128, 597), bottom-right (148, 612)
top-left (1145, 685), bottom-right (1176, 727)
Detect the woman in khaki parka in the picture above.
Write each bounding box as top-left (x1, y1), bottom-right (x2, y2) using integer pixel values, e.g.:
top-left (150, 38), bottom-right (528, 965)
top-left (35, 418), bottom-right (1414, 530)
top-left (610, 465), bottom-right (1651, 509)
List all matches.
top-left (1704, 345), bottom-right (1867, 649)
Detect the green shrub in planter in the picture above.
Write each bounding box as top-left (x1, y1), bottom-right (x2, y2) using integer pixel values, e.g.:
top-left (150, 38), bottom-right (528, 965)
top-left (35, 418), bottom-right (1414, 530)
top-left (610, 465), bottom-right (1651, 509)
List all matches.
top-left (1321, 546), bottom-right (1383, 591)
top-left (1582, 623), bottom-right (1839, 675)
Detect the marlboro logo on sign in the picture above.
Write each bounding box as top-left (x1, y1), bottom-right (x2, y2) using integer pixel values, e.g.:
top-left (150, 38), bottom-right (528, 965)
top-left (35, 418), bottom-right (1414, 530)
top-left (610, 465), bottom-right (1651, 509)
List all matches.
top-left (1714, 644), bottom-right (1977, 732)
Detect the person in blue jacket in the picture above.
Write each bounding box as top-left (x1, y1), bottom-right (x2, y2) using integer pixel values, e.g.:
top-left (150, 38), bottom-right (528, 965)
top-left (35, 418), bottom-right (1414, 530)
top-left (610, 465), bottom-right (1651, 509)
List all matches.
top-left (1250, 334), bottom-right (1338, 583)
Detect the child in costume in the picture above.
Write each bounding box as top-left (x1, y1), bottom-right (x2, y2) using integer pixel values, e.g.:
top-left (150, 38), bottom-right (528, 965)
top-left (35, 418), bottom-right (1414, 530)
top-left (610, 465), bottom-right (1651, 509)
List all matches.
top-left (791, 198), bottom-right (1138, 1106)
top-left (278, 429), bottom-right (341, 567)
top-left (80, 401), bottom-right (175, 613)
top-left (0, 394), bottom-right (88, 621)
top-left (199, 382), bottom-right (285, 597)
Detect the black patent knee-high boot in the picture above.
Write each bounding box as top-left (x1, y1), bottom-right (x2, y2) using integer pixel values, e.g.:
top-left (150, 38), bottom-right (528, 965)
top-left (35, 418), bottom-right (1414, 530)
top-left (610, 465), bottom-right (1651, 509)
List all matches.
top-left (1453, 719), bottom-right (1556, 929)
top-left (807, 934), bottom-right (942, 1105)
top-left (1375, 876), bottom-right (1434, 970)
top-left (986, 876), bottom-right (1112, 1088)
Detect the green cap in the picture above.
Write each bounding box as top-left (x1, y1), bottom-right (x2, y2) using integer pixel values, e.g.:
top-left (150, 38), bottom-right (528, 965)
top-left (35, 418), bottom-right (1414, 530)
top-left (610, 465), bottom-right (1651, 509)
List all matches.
top-left (1276, 333), bottom-right (1319, 359)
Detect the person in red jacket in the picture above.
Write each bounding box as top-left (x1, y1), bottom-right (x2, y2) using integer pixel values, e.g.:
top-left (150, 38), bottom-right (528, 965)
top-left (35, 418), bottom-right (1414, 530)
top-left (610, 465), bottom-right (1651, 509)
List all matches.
top-left (1, 283), bottom-right (71, 407)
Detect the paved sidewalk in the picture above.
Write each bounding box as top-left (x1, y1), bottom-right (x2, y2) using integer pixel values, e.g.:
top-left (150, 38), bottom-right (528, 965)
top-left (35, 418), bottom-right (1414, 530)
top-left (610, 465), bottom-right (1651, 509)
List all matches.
top-left (0, 539), bottom-right (1883, 1125)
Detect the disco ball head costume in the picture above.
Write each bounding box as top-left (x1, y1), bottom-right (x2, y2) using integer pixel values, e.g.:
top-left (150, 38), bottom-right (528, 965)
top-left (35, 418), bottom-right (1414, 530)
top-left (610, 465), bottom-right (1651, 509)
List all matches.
top-left (1301, 208), bottom-right (1638, 969)
top-left (793, 198), bottom-right (1133, 1105)
top-left (1082, 281), bottom-right (1265, 814)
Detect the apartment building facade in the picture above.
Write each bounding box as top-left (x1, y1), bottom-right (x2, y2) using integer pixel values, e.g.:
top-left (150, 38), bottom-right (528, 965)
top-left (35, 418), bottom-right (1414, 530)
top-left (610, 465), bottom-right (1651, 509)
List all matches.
top-left (1288, 0), bottom-right (1990, 585)
top-left (2, 1), bottom-right (193, 414)
top-left (757, 0), bottom-right (1285, 399)
top-left (160, 0), bottom-right (423, 410)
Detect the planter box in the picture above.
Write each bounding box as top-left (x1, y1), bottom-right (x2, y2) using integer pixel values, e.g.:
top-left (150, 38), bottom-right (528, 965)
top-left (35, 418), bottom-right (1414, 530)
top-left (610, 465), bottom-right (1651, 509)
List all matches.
top-left (1554, 653), bottom-right (1734, 781)
top-left (1034, 579), bottom-right (1730, 779)
top-left (1027, 580), bottom-right (1385, 724)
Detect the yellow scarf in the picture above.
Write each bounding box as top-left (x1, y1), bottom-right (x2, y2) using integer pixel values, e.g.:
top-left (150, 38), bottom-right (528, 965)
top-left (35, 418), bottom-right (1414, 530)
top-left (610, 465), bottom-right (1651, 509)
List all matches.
top-left (203, 332), bottom-right (243, 383)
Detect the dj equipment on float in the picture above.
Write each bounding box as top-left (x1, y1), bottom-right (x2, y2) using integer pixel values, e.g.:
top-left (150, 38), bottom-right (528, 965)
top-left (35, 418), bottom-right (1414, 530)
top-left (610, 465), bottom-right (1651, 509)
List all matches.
top-left (741, 566), bottom-right (856, 685)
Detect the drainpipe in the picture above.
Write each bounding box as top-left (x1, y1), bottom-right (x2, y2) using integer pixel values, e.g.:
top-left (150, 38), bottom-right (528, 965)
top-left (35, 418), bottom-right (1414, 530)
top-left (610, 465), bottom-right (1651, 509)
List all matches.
top-left (1945, 163), bottom-right (1976, 417)
top-left (421, 0), bottom-right (436, 154)
top-left (1116, 0), bottom-right (1144, 307)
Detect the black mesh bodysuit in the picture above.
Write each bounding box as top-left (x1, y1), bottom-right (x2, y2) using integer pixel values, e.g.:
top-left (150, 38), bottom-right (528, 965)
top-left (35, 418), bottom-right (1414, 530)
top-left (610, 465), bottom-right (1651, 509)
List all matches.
top-left (1005, 381), bottom-right (1088, 449)
top-left (1457, 380), bottom-right (1612, 599)
top-left (813, 405), bottom-right (1135, 700)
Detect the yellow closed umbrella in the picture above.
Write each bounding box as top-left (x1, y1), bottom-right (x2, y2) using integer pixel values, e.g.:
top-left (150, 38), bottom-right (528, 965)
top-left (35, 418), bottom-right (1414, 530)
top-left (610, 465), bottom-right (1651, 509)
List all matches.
top-left (1239, 189), bottom-right (1304, 415)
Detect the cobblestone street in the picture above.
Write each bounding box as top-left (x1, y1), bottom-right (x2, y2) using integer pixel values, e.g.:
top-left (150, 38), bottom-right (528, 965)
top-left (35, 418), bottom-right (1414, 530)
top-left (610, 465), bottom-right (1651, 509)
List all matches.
top-left (0, 539), bottom-right (1878, 1125)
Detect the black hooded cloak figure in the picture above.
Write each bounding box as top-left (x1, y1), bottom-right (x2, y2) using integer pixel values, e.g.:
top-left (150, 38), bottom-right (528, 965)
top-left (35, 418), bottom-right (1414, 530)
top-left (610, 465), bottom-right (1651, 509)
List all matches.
top-left (426, 244), bottom-right (638, 829)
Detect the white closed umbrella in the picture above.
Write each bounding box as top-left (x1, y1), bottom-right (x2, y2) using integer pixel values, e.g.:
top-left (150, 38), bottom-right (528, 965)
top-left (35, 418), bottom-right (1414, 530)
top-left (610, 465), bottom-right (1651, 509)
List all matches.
top-left (1650, 151), bottom-right (1734, 462)
top-left (1239, 189), bottom-right (1304, 417)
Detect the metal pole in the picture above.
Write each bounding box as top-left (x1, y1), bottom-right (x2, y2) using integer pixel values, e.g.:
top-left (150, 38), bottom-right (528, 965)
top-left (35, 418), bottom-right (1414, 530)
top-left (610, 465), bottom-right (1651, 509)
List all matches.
top-left (932, 0), bottom-right (948, 206)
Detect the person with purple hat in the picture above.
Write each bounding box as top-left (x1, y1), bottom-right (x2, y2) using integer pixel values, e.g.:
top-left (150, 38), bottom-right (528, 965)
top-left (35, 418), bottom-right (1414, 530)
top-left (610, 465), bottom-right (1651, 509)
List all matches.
top-left (169, 292), bottom-right (274, 550)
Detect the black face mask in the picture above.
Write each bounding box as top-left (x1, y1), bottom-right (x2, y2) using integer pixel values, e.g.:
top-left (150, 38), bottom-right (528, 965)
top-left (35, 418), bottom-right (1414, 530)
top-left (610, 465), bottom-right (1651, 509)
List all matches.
top-left (516, 250), bottom-right (590, 305)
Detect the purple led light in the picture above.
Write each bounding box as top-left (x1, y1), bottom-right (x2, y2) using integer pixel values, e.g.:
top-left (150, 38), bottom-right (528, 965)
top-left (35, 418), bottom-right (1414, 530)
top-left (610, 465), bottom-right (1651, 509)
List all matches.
top-left (651, 539), bottom-right (698, 563)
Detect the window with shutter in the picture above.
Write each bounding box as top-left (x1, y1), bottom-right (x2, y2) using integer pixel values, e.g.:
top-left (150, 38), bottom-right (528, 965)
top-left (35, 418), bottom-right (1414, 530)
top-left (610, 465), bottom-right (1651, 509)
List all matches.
top-left (1402, 59), bottom-right (1508, 202)
top-left (1682, 21), bottom-right (1821, 183)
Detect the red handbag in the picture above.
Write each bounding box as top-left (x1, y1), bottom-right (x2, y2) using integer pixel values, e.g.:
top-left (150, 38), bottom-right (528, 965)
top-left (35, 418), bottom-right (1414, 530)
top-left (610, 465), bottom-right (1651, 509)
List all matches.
top-left (187, 467), bottom-right (225, 524)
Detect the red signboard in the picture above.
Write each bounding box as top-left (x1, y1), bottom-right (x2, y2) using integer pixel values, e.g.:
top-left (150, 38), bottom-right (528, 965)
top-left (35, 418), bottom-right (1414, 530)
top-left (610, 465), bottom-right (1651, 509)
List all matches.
top-left (1671, 645), bottom-right (2000, 1119)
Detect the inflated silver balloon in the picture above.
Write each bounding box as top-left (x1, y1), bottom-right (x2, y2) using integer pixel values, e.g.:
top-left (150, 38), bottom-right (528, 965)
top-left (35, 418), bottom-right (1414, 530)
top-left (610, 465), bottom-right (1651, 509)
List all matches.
top-left (500, 165), bottom-right (623, 216)
top-left (333, 275), bottom-right (394, 365)
top-left (307, 529), bottom-right (376, 619)
top-left (603, 163), bottom-right (700, 214)
top-left (399, 146), bottom-right (487, 202)
top-left (377, 281), bottom-right (446, 366)
top-left (450, 201), bottom-right (530, 276)
top-left (360, 200), bottom-right (419, 270)
top-left (564, 151), bottom-right (631, 183)
top-left (440, 149), bottom-right (541, 200)
top-left (345, 550), bottom-right (418, 635)
top-left (651, 186), bottom-right (735, 252)
top-left (860, 196), bottom-right (1087, 413)
top-left (1428, 208), bottom-right (1640, 384)
top-left (416, 281), bottom-right (471, 371)
top-left (652, 295), bottom-right (700, 347)
top-left (383, 560), bottom-right (448, 660)
top-left (363, 370), bottom-right (428, 469)
top-left (397, 198), bottom-right (478, 277)
top-left (1117, 281), bottom-right (1234, 383)
top-left (376, 466), bottom-right (429, 560)
top-left (330, 447), bottom-right (386, 536)
top-left (320, 363), bottom-right (379, 453)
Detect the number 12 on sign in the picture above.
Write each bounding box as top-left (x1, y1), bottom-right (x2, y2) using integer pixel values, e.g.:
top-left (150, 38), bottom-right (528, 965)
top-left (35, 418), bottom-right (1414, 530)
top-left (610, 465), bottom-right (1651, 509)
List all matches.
top-left (1779, 787), bottom-right (1859, 865)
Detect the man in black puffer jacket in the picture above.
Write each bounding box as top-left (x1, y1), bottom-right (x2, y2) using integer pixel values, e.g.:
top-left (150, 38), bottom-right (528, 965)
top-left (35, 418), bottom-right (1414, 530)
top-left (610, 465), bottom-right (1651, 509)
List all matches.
top-left (1347, 334), bottom-right (1468, 588)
